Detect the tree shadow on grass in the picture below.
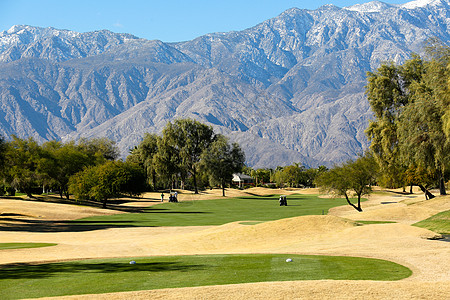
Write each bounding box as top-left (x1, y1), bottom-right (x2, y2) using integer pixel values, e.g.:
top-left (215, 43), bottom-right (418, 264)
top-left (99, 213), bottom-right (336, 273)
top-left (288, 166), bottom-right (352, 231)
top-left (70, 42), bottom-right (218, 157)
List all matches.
top-left (0, 261), bottom-right (207, 279)
top-left (0, 218), bottom-right (141, 233)
top-left (240, 193), bottom-right (278, 198)
top-left (237, 196), bottom-right (278, 200)
top-left (139, 210), bottom-right (211, 214)
top-left (237, 195), bottom-right (309, 201)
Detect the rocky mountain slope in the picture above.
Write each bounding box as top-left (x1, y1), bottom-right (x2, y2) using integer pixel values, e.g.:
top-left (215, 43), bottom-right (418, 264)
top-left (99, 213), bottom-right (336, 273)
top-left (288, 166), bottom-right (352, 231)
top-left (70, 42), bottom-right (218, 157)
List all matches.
top-left (0, 0), bottom-right (449, 167)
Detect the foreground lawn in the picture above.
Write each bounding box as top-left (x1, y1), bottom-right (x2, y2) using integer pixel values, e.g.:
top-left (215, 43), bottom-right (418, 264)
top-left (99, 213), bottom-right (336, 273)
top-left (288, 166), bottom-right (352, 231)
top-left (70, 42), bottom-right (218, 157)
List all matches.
top-left (0, 254), bottom-right (411, 299)
top-left (75, 194), bottom-right (360, 227)
top-left (413, 210), bottom-right (450, 234)
top-left (0, 243), bottom-right (57, 250)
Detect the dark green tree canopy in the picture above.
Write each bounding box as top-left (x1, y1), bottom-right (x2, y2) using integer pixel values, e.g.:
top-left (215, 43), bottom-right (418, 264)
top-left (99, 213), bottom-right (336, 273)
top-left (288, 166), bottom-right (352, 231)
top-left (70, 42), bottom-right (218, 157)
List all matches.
top-left (77, 137), bottom-right (120, 162)
top-left (128, 133), bottom-right (160, 189)
top-left (69, 160), bottom-right (146, 208)
top-left (40, 141), bottom-right (91, 199)
top-left (159, 119), bottom-right (215, 194)
top-left (200, 134), bottom-right (245, 196)
top-left (315, 154), bottom-right (378, 212)
top-left (366, 41), bottom-right (449, 196)
top-left (3, 136), bottom-right (43, 197)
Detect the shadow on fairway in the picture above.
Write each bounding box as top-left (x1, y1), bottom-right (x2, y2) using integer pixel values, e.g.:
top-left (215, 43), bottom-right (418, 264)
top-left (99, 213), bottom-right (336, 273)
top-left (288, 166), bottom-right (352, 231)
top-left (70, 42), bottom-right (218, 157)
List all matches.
top-left (0, 218), bottom-right (140, 233)
top-left (0, 261), bottom-right (207, 279)
top-left (238, 196), bottom-right (277, 200)
top-left (139, 210), bottom-right (211, 214)
top-left (240, 193), bottom-right (278, 198)
top-left (237, 195), bottom-right (310, 201)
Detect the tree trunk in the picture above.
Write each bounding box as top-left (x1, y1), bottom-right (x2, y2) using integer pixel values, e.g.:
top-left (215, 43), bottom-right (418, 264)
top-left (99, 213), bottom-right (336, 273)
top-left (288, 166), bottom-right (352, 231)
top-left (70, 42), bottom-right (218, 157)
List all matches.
top-left (439, 176), bottom-right (446, 196)
top-left (418, 184), bottom-right (435, 200)
top-left (345, 193), bottom-right (362, 212)
top-left (102, 198), bottom-right (107, 209)
top-left (410, 184), bottom-right (413, 194)
top-left (222, 179), bottom-right (226, 197)
top-left (152, 170), bottom-right (157, 191)
top-left (193, 167), bottom-right (198, 194)
top-left (7, 187), bottom-right (15, 196)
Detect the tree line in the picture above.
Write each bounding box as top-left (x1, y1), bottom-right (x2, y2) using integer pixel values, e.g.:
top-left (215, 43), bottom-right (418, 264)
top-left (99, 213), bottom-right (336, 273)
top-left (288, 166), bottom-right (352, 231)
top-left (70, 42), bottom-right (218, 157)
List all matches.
top-left (242, 164), bottom-right (328, 189)
top-left (314, 40), bottom-right (449, 211)
top-left (127, 118), bottom-right (245, 197)
top-left (0, 119), bottom-right (245, 206)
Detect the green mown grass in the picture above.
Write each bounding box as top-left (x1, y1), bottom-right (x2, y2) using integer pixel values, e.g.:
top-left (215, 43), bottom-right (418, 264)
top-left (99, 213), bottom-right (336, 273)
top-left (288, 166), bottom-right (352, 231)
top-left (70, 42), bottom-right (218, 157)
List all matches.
top-left (75, 194), bottom-right (363, 227)
top-left (413, 210), bottom-right (450, 234)
top-left (0, 254), bottom-right (412, 299)
top-left (0, 243), bottom-right (57, 250)
top-left (355, 221), bottom-right (397, 225)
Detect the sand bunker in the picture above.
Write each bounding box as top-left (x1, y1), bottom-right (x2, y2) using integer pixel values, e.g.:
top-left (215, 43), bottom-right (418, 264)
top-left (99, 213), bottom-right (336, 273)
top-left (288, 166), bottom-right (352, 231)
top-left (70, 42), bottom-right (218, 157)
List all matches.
top-left (42, 280), bottom-right (450, 300)
top-left (330, 194), bottom-right (450, 224)
top-left (152, 215), bottom-right (357, 254)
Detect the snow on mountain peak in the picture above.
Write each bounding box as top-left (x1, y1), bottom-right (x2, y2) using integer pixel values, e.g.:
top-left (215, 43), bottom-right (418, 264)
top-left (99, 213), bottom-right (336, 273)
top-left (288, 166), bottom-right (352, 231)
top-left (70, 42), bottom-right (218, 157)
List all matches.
top-left (401, 0), bottom-right (442, 9)
top-left (344, 1), bottom-right (394, 13)
top-left (6, 25), bottom-right (30, 34)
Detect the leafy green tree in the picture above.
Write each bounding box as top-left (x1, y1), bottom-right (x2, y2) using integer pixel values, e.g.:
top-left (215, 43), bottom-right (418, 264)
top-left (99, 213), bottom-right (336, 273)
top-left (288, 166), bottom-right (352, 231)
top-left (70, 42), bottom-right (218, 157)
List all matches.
top-left (127, 133), bottom-right (160, 190)
top-left (162, 119), bottom-right (215, 194)
top-left (303, 168), bottom-right (319, 188)
top-left (272, 164), bottom-right (306, 188)
top-left (41, 141), bottom-right (91, 199)
top-left (77, 137), bottom-right (120, 163)
top-left (397, 84), bottom-right (448, 195)
top-left (315, 155), bottom-right (377, 212)
top-left (154, 128), bottom-right (183, 190)
top-left (365, 56), bottom-right (423, 188)
top-left (0, 135), bottom-right (6, 173)
top-left (255, 168), bottom-right (272, 185)
top-left (366, 44), bottom-right (449, 196)
top-left (0, 135), bottom-right (6, 195)
top-left (69, 161), bottom-right (146, 208)
top-left (200, 135), bottom-right (245, 196)
top-left (404, 166), bottom-right (436, 199)
top-left (3, 136), bottom-right (43, 197)
top-left (397, 42), bottom-right (450, 195)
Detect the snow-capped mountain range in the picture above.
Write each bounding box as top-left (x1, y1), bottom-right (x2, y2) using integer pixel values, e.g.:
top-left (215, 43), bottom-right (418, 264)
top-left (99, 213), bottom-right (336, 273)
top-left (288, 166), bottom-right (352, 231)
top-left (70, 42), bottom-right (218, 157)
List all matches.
top-left (0, 0), bottom-right (449, 167)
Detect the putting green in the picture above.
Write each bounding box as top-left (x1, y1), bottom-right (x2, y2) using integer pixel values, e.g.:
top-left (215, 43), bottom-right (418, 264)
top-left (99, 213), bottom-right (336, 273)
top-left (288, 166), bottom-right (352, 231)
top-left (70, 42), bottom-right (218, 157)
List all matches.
top-left (0, 254), bottom-right (411, 299)
top-left (0, 243), bottom-right (57, 250)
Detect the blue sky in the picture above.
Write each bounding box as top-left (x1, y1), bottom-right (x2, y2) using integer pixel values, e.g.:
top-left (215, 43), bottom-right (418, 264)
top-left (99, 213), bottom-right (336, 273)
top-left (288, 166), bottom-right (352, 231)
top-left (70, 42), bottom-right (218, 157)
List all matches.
top-left (0, 0), bottom-right (410, 42)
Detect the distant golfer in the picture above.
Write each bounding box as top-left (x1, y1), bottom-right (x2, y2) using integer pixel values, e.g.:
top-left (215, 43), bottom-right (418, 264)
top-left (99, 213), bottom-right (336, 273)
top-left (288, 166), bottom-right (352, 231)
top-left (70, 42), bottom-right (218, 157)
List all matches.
top-left (161, 193), bottom-right (164, 202)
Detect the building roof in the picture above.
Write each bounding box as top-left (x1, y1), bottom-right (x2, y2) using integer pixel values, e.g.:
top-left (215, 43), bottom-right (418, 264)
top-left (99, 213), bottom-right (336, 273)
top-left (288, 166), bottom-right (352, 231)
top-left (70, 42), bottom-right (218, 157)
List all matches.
top-left (232, 173), bottom-right (254, 181)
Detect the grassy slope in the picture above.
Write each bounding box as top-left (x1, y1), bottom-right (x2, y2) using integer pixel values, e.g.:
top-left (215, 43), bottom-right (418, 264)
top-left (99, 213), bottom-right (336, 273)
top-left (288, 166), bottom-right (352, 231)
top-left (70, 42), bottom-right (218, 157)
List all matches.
top-left (0, 243), bottom-right (57, 250)
top-left (0, 254), bottom-right (411, 299)
top-left (75, 194), bottom-right (361, 227)
top-left (413, 210), bottom-right (450, 234)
